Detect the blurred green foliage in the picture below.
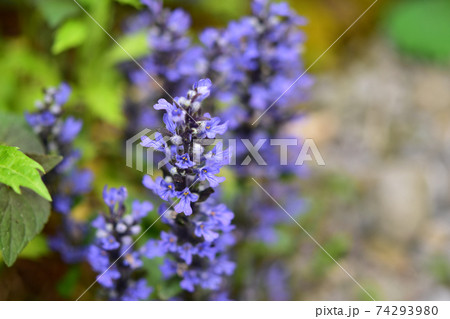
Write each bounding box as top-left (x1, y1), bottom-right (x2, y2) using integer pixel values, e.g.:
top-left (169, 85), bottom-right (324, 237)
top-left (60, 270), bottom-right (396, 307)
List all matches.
top-left (310, 234), bottom-right (350, 278)
top-left (429, 255), bottom-right (450, 286)
top-left (383, 0), bottom-right (450, 63)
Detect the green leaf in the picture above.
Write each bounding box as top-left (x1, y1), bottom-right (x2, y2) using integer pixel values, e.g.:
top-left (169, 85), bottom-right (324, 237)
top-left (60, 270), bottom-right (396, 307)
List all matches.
top-left (0, 185), bottom-right (51, 266)
top-left (0, 45), bottom-right (60, 114)
top-left (83, 81), bottom-right (125, 127)
top-left (57, 265), bottom-right (82, 299)
top-left (26, 153), bottom-right (63, 174)
top-left (114, 0), bottom-right (142, 8)
top-left (52, 19), bottom-right (88, 55)
top-left (383, 0), bottom-right (450, 62)
top-left (0, 145), bottom-right (51, 201)
top-left (19, 234), bottom-right (50, 260)
top-left (311, 234), bottom-right (350, 278)
top-left (106, 31), bottom-right (149, 64)
top-left (0, 111), bottom-right (45, 154)
top-left (34, 0), bottom-right (79, 28)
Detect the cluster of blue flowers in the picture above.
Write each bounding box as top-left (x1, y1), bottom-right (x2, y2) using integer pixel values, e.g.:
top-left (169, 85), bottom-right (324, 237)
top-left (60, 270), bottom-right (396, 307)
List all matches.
top-left (26, 83), bottom-right (93, 263)
top-left (124, 0), bottom-right (205, 131)
top-left (198, 0), bottom-right (311, 298)
top-left (123, 0), bottom-right (312, 299)
top-left (87, 186), bottom-right (153, 300)
top-left (139, 79), bottom-right (236, 296)
top-left (201, 0), bottom-right (312, 173)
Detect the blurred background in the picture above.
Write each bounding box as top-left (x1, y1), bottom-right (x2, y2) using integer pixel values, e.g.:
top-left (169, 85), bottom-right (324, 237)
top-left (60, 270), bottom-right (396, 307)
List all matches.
top-left (1, 0), bottom-right (450, 300)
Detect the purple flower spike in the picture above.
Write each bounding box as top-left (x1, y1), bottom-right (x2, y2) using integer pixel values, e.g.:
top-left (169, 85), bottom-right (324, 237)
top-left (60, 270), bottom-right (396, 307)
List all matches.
top-left (88, 184), bottom-right (153, 300)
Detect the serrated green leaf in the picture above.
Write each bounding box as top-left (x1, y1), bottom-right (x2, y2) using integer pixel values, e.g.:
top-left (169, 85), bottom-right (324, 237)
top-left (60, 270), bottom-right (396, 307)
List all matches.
top-left (0, 145), bottom-right (51, 201)
top-left (26, 153), bottom-right (63, 174)
top-left (34, 0), bottom-right (79, 28)
top-left (0, 185), bottom-right (51, 266)
top-left (0, 111), bottom-right (45, 154)
top-left (52, 19), bottom-right (88, 55)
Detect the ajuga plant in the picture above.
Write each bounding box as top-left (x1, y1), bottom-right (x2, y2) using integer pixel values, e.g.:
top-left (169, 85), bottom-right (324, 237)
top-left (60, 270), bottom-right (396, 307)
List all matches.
top-left (87, 186), bottom-right (153, 301)
top-left (123, 0), bottom-right (311, 299)
top-left (200, 0), bottom-right (313, 174)
top-left (25, 83), bottom-right (93, 263)
top-left (197, 0), bottom-right (312, 299)
top-left (123, 0), bottom-right (205, 133)
top-left (139, 79), bottom-right (236, 300)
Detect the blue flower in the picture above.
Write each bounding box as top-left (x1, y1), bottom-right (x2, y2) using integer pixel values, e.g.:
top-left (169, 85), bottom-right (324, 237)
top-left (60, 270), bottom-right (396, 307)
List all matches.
top-left (192, 78), bottom-right (212, 102)
top-left (103, 186), bottom-right (127, 210)
top-left (141, 0), bottom-right (162, 15)
top-left (153, 98), bottom-right (176, 112)
top-left (180, 271), bottom-right (198, 292)
top-left (87, 245), bottom-right (110, 272)
top-left (92, 215), bottom-right (107, 230)
top-left (196, 242), bottom-right (217, 261)
top-left (206, 203), bottom-right (234, 226)
top-left (175, 153), bottom-right (195, 169)
top-left (97, 268), bottom-right (121, 289)
top-left (169, 107), bottom-right (185, 123)
top-left (212, 256), bottom-right (236, 276)
top-left (174, 188), bottom-right (199, 216)
top-left (159, 179), bottom-right (177, 200)
top-left (167, 8), bottom-right (191, 34)
top-left (69, 169), bottom-right (93, 194)
top-left (197, 164), bottom-right (226, 188)
top-left (54, 82), bottom-right (72, 105)
top-left (121, 279), bottom-right (153, 301)
top-left (141, 239), bottom-right (165, 259)
top-left (160, 258), bottom-right (177, 279)
top-left (25, 111), bottom-right (56, 127)
top-left (100, 236), bottom-right (120, 250)
top-left (163, 113), bottom-right (177, 134)
top-left (142, 175), bottom-right (161, 193)
top-left (204, 142), bottom-right (230, 166)
top-left (53, 195), bottom-right (72, 214)
top-left (202, 117), bottom-right (228, 139)
top-left (132, 200), bottom-right (153, 220)
top-left (194, 222), bottom-right (219, 242)
top-left (200, 28), bottom-right (220, 48)
top-left (160, 231), bottom-right (178, 252)
top-left (123, 251), bottom-right (144, 269)
top-left (198, 270), bottom-right (222, 290)
top-left (141, 132), bottom-right (166, 151)
top-left (178, 243), bottom-right (198, 265)
top-left (48, 219), bottom-right (88, 264)
top-left (59, 117), bottom-right (82, 143)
